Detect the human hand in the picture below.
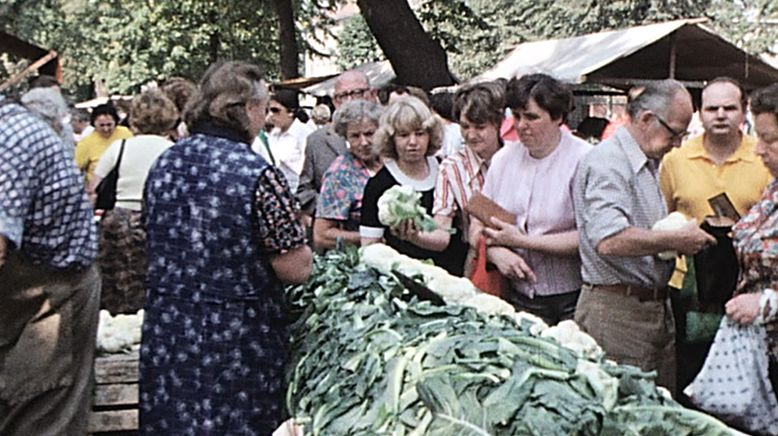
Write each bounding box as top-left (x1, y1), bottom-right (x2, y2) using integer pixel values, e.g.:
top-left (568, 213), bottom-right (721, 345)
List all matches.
top-left (301, 213), bottom-right (313, 228)
top-left (484, 217), bottom-right (524, 247)
top-left (390, 219), bottom-right (419, 242)
top-left (725, 293), bottom-right (761, 325)
top-left (487, 246), bottom-right (536, 282)
top-left (673, 222), bottom-right (716, 255)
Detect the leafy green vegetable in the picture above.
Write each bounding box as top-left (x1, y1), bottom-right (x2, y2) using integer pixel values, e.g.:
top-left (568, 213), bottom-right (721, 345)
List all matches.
top-left (284, 248), bottom-right (734, 435)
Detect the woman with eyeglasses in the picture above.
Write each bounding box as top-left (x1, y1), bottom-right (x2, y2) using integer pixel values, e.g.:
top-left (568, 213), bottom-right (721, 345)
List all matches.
top-left (253, 88), bottom-right (314, 192)
top-left (475, 74), bottom-right (593, 326)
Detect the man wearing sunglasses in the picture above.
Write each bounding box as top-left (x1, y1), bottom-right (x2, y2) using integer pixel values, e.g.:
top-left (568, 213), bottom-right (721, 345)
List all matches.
top-left (296, 70), bottom-right (377, 230)
top-left (573, 79), bottom-right (716, 396)
top-left (659, 77), bottom-right (773, 398)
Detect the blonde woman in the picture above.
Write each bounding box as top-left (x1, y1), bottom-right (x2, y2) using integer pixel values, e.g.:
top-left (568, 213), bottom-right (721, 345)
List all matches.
top-left (360, 95), bottom-right (466, 274)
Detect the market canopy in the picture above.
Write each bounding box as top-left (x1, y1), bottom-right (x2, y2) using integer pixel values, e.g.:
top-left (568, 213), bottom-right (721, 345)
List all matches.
top-left (473, 18), bottom-right (778, 90)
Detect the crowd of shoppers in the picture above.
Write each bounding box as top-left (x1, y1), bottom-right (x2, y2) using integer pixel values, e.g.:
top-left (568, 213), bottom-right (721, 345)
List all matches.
top-left (1, 61), bottom-right (776, 434)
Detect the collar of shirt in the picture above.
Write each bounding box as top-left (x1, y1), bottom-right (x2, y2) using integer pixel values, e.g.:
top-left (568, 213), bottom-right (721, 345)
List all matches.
top-left (271, 118), bottom-right (310, 140)
top-left (684, 133), bottom-right (760, 164)
top-left (462, 145), bottom-right (488, 189)
top-left (614, 127), bottom-right (655, 175)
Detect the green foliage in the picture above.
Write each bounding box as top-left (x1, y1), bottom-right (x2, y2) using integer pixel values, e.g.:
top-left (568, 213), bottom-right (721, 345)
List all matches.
top-left (3, 0), bottom-right (282, 98)
top-left (413, 0), bottom-right (776, 81)
top-left (335, 14), bottom-right (384, 70)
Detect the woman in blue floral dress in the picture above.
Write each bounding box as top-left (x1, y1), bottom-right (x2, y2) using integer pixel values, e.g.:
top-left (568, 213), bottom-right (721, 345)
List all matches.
top-left (313, 100), bottom-right (383, 250)
top-left (139, 61), bottom-right (313, 435)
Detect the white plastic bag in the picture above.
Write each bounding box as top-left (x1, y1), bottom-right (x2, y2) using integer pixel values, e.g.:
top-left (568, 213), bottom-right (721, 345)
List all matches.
top-left (684, 317), bottom-right (778, 435)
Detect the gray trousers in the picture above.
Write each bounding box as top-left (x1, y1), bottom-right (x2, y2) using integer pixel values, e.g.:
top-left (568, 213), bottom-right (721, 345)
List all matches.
top-left (0, 254), bottom-right (101, 436)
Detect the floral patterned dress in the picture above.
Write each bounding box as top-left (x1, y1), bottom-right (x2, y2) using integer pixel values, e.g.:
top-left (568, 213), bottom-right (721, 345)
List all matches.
top-left (139, 124), bottom-right (306, 435)
top-left (732, 179), bottom-right (778, 358)
top-left (315, 152), bottom-right (372, 231)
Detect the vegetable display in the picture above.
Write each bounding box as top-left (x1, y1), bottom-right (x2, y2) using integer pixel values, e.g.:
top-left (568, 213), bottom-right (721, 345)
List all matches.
top-left (378, 185), bottom-right (438, 232)
top-left (284, 245), bottom-right (735, 435)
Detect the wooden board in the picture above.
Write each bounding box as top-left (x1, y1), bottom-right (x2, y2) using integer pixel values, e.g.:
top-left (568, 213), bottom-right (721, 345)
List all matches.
top-left (88, 410), bottom-right (138, 433)
top-left (94, 351), bottom-right (139, 384)
top-left (91, 350), bottom-right (139, 434)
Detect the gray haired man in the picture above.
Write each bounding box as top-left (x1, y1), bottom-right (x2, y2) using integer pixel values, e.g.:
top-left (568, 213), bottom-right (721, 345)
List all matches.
top-left (572, 80), bottom-right (715, 395)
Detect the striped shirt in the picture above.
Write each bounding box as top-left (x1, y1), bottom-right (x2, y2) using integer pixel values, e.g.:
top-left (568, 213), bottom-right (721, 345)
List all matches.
top-left (432, 145), bottom-right (488, 242)
top-left (483, 131), bottom-right (592, 297)
top-left (574, 127), bottom-right (674, 288)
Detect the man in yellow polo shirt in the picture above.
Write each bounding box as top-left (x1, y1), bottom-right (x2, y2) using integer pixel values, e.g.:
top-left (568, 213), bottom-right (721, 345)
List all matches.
top-left (74, 103), bottom-right (133, 186)
top-left (659, 77), bottom-right (772, 398)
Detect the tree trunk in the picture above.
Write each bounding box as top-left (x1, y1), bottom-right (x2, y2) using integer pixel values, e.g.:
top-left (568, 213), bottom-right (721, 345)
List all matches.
top-left (357, 0), bottom-right (456, 90)
top-left (272, 0), bottom-right (300, 80)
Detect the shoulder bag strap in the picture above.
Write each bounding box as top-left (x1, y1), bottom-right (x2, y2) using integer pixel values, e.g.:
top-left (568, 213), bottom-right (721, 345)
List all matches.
top-left (115, 139), bottom-right (126, 178)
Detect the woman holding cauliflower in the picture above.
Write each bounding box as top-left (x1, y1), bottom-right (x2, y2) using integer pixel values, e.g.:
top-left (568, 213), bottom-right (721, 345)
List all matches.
top-left (360, 96), bottom-right (466, 275)
top-left (476, 74), bottom-right (593, 325)
top-left (313, 100), bottom-right (384, 250)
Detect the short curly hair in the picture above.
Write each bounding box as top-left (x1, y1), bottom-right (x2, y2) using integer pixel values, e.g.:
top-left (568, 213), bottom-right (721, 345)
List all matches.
top-left (332, 100), bottom-right (383, 138)
top-left (130, 90), bottom-right (179, 135)
top-left (373, 96), bottom-right (443, 160)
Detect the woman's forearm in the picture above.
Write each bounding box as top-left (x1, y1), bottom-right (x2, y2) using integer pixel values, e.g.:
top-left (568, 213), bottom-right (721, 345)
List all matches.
top-left (408, 215), bottom-right (453, 252)
top-left (313, 219), bottom-right (360, 250)
top-left (514, 230), bottom-right (579, 256)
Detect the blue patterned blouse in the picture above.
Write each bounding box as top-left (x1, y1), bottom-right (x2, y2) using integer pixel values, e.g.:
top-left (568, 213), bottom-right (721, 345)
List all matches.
top-left (139, 123), bottom-right (306, 435)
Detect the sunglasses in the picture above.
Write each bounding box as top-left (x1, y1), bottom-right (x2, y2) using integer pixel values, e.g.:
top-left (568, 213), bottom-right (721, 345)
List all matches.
top-left (267, 106), bottom-right (284, 114)
top-left (653, 113), bottom-right (688, 140)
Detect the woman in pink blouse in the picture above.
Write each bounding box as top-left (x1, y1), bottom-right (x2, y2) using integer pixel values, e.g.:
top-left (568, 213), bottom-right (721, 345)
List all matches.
top-left (477, 74), bottom-right (593, 325)
top-left (724, 83), bottom-right (778, 396)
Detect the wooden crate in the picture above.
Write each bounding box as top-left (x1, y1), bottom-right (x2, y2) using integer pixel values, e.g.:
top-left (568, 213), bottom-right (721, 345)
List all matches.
top-left (89, 350), bottom-right (139, 434)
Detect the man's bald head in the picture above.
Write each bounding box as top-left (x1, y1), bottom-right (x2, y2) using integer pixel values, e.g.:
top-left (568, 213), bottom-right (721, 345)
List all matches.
top-left (333, 70), bottom-right (374, 108)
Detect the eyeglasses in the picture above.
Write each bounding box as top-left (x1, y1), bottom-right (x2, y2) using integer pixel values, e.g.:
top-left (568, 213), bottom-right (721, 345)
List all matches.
top-left (334, 88), bottom-right (370, 101)
top-left (267, 107), bottom-right (283, 114)
top-left (653, 113), bottom-right (688, 140)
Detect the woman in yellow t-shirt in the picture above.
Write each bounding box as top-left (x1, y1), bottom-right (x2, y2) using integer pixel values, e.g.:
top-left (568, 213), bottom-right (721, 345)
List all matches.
top-left (74, 103), bottom-right (133, 185)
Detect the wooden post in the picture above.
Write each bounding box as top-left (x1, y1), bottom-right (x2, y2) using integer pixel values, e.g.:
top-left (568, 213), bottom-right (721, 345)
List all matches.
top-left (669, 33), bottom-right (677, 79)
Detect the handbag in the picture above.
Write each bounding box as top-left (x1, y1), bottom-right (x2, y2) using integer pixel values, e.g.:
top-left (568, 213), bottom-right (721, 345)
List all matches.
top-left (684, 317), bottom-right (778, 435)
top-left (94, 140), bottom-right (126, 210)
top-left (469, 236), bottom-right (508, 298)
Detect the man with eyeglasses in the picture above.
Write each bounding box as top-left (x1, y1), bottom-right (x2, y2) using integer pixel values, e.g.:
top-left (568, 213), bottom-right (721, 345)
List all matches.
top-left (296, 70), bottom-right (377, 229)
top-left (659, 77), bottom-right (772, 398)
top-left (572, 79), bottom-right (716, 396)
